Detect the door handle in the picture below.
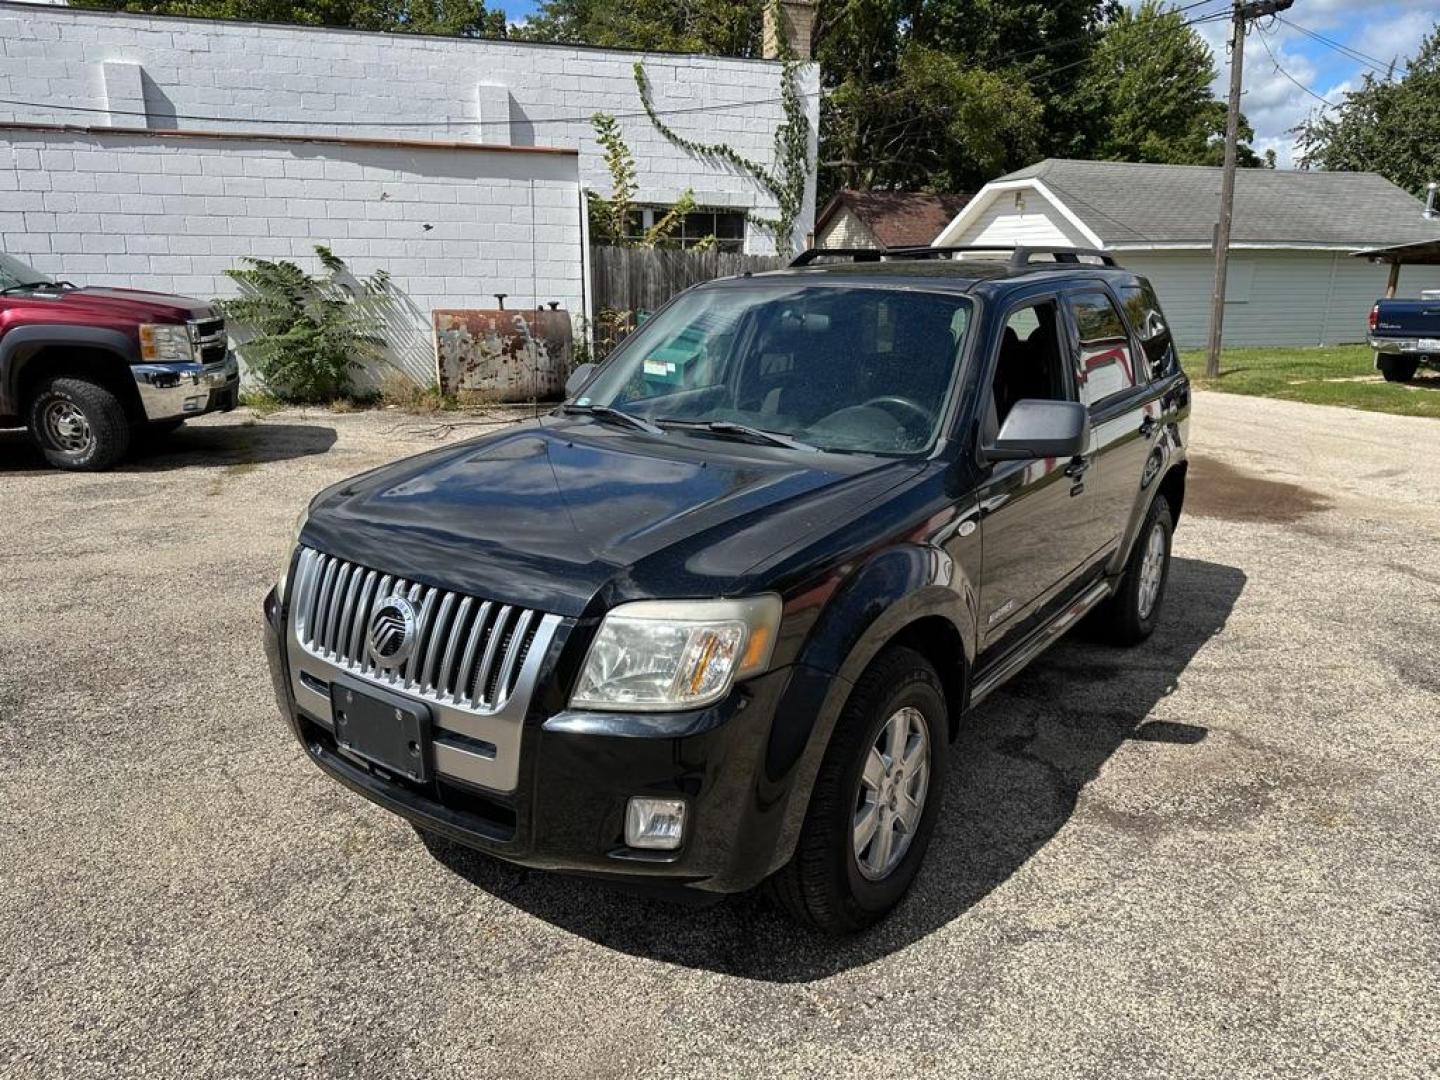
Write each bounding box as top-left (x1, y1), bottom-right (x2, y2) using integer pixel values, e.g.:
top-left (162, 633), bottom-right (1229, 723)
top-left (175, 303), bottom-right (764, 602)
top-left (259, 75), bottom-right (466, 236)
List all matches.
top-left (1139, 416), bottom-right (1158, 439)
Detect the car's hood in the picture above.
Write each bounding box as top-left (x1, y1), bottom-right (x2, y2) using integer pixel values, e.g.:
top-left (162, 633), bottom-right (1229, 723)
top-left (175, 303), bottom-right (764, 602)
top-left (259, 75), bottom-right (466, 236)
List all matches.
top-left (302, 417), bottom-right (921, 618)
top-left (29, 286), bottom-right (218, 323)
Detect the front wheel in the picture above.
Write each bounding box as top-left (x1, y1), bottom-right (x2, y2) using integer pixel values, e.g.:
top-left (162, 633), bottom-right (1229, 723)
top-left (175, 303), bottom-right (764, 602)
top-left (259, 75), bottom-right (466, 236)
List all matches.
top-left (27, 377), bottom-right (132, 471)
top-left (1377, 354), bottom-right (1419, 383)
top-left (770, 646), bottom-right (948, 934)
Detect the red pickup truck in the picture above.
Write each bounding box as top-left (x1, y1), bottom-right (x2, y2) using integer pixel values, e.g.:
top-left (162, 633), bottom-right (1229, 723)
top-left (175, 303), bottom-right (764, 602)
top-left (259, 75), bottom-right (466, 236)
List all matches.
top-left (1, 252), bottom-right (239, 470)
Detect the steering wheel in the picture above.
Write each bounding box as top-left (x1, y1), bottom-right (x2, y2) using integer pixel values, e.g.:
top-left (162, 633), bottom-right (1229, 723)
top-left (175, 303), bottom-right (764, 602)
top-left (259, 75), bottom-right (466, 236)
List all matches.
top-left (861, 395), bottom-right (932, 431)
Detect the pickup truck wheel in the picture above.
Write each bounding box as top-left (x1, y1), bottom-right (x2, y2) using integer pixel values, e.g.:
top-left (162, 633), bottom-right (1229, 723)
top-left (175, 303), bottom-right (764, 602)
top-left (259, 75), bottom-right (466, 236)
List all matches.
top-left (28, 377), bottom-right (132, 471)
top-left (769, 646), bottom-right (948, 934)
top-left (1094, 495), bottom-right (1173, 646)
top-left (1377, 354), bottom-right (1419, 383)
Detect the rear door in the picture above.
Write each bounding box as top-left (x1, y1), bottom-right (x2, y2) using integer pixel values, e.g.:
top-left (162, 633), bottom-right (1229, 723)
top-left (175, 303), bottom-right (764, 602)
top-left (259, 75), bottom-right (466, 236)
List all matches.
top-left (973, 294), bottom-right (1108, 661)
top-left (1061, 283), bottom-right (1162, 551)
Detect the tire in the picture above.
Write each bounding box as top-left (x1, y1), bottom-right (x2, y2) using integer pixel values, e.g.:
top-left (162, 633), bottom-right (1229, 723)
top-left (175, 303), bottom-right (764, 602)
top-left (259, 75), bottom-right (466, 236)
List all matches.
top-left (1377, 354), bottom-right (1419, 383)
top-left (1093, 495), bottom-right (1174, 646)
top-left (27, 376), bottom-right (132, 471)
top-left (770, 646), bottom-right (948, 934)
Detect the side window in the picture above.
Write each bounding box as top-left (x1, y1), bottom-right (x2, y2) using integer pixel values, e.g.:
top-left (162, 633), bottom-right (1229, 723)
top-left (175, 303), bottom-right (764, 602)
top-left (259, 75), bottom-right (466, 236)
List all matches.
top-left (1068, 290), bottom-right (1138, 409)
top-left (990, 300), bottom-right (1070, 428)
top-left (1116, 281), bottom-right (1177, 380)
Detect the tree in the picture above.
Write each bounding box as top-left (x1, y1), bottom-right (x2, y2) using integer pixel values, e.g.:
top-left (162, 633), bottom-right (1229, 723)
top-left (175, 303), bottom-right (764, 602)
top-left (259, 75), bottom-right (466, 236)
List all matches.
top-left (74, 0), bottom-right (508, 37)
top-left (221, 245), bottom-right (392, 403)
top-left (519, 0), bottom-right (765, 56)
top-left (1296, 22), bottom-right (1440, 196)
top-left (1084, 0), bottom-right (1260, 166)
top-left (816, 0), bottom-right (1115, 196)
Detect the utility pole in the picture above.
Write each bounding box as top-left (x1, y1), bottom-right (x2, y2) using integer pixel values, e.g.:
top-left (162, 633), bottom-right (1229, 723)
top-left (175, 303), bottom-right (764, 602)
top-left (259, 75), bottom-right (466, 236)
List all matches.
top-left (1206, 0), bottom-right (1294, 379)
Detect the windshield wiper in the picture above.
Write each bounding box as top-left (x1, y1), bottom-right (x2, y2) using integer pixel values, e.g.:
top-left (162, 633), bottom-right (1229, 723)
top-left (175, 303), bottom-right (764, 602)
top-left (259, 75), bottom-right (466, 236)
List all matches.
top-left (561, 403), bottom-right (665, 436)
top-left (0, 281), bottom-right (54, 296)
top-left (658, 418), bottom-right (819, 452)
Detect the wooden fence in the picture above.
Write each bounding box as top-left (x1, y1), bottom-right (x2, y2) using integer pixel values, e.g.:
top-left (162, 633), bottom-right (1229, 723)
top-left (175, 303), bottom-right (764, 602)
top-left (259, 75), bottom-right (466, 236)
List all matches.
top-left (589, 246), bottom-right (786, 354)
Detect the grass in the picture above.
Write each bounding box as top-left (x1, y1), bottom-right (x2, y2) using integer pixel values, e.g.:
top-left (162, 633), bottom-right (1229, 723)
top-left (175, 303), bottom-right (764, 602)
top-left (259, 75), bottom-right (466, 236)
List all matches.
top-left (1187, 344), bottom-right (1440, 420)
top-left (239, 375), bottom-right (507, 417)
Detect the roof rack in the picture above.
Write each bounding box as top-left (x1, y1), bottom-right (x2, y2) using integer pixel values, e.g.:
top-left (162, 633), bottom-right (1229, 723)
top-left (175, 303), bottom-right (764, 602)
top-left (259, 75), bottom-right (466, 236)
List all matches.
top-left (788, 245), bottom-right (1117, 269)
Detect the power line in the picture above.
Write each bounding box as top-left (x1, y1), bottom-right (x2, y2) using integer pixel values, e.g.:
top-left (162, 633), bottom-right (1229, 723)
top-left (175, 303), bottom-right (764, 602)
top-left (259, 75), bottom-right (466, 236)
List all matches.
top-left (0, 87), bottom-right (817, 130)
top-left (1, 0), bottom-right (1235, 133)
top-left (1275, 15), bottom-right (1401, 76)
top-left (1256, 25), bottom-right (1338, 109)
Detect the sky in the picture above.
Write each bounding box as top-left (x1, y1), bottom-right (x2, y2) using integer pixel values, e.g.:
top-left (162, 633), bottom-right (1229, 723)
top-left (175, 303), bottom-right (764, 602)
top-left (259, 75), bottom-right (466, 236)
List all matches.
top-left (491, 0), bottom-right (1437, 169)
top-left (1180, 0), bottom-right (1437, 166)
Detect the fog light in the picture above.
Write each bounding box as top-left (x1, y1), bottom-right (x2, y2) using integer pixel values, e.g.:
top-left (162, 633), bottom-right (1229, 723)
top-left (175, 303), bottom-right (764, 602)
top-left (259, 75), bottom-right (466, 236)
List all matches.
top-left (625, 797), bottom-right (686, 851)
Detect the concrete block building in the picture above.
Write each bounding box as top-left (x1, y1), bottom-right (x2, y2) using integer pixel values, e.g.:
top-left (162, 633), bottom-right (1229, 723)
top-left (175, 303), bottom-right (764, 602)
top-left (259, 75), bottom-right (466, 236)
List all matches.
top-left (0, 1), bottom-right (819, 384)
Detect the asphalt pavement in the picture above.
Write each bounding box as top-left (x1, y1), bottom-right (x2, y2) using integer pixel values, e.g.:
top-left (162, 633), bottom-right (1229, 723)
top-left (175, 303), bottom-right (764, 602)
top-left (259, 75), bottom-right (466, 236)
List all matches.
top-left (1, 393), bottom-right (1436, 1078)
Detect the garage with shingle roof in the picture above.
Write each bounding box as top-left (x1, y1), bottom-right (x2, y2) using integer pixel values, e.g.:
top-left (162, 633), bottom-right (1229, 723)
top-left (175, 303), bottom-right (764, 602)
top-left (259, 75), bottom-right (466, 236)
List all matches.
top-left (934, 159), bottom-right (1440, 348)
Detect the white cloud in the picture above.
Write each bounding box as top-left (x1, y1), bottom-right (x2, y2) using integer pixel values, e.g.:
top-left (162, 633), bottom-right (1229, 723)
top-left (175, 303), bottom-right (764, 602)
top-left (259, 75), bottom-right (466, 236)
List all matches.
top-left (1352, 9), bottom-right (1433, 71)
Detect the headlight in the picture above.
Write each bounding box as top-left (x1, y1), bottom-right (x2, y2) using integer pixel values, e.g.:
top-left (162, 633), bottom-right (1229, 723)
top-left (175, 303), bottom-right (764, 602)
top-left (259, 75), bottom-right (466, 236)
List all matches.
top-left (277, 506), bottom-right (309, 601)
top-left (570, 596), bottom-right (782, 712)
top-left (138, 323), bottom-right (195, 362)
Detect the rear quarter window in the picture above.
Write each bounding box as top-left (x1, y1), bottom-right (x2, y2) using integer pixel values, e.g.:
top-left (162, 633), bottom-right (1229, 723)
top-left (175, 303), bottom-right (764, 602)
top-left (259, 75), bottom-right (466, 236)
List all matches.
top-left (1116, 280), bottom-right (1178, 381)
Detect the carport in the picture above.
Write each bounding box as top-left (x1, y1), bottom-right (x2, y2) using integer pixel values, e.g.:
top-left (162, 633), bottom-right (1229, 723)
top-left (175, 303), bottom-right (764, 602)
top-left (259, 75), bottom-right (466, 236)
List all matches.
top-left (1352, 237), bottom-right (1440, 297)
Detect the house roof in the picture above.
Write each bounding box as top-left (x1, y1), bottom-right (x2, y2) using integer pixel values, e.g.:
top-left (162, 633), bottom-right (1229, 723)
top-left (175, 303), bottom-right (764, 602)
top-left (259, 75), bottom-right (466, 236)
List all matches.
top-left (986, 159), bottom-right (1440, 248)
top-left (817, 190), bottom-right (973, 249)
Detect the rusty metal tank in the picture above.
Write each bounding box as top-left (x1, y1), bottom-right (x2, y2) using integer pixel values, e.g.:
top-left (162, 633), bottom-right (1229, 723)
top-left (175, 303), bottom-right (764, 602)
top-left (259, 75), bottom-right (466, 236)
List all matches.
top-left (432, 306), bottom-right (573, 401)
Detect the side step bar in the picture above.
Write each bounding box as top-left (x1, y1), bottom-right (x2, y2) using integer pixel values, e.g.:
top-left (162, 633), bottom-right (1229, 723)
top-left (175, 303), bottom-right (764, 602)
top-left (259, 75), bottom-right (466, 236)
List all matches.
top-left (969, 580), bottom-right (1113, 706)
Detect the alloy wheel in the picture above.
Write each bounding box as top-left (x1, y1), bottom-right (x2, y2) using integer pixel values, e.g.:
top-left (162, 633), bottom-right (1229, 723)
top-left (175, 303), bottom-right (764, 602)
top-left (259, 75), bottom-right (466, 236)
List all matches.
top-left (853, 705), bottom-right (931, 881)
top-left (1136, 520), bottom-right (1167, 620)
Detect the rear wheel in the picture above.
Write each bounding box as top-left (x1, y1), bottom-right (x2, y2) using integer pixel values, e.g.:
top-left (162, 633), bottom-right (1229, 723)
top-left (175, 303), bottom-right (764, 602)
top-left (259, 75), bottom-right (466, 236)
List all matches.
top-left (1377, 354), bottom-right (1419, 383)
top-left (27, 377), bottom-right (132, 471)
top-left (1091, 496), bottom-right (1173, 645)
top-left (770, 646), bottom-right (948, 934)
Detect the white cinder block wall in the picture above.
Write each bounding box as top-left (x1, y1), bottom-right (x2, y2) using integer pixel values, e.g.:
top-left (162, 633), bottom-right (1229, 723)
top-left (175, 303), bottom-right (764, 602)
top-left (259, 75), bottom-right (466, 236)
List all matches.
top-left (0, 2), bottom-right (819, 255)
top-left (0, 131), bottom-right (585, 386)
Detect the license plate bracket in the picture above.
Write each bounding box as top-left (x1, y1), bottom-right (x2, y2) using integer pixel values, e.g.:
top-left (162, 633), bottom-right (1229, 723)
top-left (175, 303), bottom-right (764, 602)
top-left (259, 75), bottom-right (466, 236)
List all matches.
top-left (330, 677), bottom-right (432, 784)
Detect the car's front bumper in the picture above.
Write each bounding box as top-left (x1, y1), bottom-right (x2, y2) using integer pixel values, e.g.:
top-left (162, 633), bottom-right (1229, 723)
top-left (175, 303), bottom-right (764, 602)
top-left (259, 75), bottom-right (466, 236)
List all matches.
top-left (132, 354), bottom-right (240, 421)
top-left (262, 586), bottom-right (825, 894)
top-left (1369, 335), bottom-right (1440, 358)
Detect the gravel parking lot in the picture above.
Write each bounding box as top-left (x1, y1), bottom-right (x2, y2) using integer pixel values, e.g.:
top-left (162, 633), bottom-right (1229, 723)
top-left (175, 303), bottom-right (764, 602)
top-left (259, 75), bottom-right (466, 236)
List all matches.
top-left (2, 393), bottom-right (1436, 1079)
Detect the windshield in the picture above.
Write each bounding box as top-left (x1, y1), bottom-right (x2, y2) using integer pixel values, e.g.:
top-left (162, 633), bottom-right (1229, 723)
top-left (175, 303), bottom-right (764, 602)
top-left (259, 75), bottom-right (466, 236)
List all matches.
top-left (577, 284), bottom-right (973, 454)
top-left (0, 253), bottom-right (53, 291)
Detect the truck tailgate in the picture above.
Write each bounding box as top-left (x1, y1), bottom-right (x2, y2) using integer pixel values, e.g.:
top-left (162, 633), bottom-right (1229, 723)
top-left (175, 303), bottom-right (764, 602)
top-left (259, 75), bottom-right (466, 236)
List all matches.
top-left (1374, 299), bottom-right (1440, 338)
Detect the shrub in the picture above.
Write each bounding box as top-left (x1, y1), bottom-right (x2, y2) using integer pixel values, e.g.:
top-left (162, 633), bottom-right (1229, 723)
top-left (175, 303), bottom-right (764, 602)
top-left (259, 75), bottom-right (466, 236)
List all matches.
top-left (221, 245), bottom-right (391, 404)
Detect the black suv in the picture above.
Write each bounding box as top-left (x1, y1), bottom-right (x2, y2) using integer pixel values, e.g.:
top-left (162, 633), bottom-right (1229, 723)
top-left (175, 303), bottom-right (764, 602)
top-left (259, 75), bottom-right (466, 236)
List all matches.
top-left (262, 246), bottom-right (1190, 933)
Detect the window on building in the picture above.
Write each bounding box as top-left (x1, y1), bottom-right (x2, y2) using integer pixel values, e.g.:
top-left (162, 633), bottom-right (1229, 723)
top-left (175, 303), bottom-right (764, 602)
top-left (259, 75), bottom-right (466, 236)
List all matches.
top-left (1067, 290), bottom-right (1139, 408)
top-left (622, 206), bottom-right (747, 252)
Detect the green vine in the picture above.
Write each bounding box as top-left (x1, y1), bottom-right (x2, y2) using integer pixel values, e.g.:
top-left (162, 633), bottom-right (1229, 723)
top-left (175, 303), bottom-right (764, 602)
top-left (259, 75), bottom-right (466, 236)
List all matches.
top-left (631, 16), bottom-right (810, 256)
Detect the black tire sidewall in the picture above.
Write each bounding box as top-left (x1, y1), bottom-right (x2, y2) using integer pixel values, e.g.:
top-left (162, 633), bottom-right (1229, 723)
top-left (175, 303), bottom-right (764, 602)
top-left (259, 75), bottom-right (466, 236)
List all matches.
top-left (835, 662), bottom-right (949, 918)
top-left (28, 379), bottom-right (128, 470)
top-left (1378, 355), bottom-right (1419, 383)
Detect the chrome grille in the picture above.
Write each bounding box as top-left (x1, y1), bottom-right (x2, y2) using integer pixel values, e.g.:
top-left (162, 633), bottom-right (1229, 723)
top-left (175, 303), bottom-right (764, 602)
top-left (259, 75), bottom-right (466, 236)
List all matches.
top-left (291, 546), bottom-right (544, 713)
top-left (189, 316), bottom-right (228, 364)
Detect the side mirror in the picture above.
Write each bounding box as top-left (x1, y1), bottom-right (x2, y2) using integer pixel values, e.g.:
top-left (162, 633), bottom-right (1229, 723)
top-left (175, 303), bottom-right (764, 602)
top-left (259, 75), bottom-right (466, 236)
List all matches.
top-left (984, 399), bottom-right (1088, 461)
top-left (565, 362), bottom-right (596, 398)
